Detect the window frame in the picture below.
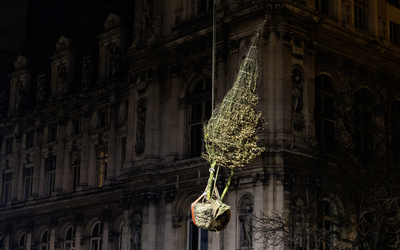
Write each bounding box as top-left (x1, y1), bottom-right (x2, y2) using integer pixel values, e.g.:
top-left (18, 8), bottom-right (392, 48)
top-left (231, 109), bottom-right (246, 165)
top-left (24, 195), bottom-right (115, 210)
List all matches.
top-left (64, 226), bottom-right (75, 250)
top-left (317, 200), bottom-right (336, 250)
top-left (2, 171), bottom-right (12, 206)
top-left (354, 0), bottom-right (368, 32)
top-left (39, 230), bottom-right (49, 250)
top-left (18, 233), bottom-right (26, 250)
top-left (314, 74), bottom-right (336, 154)
top-left (5, 139), bottom-right (13, 154)
top-left (390, 21), bottom-right (400, 46)
top-left (45, 156), bottom-right (57, 197)
top-left (25, 131), bottom-right (35, 149)
top-left (90, 222), bottom-right (103, 250)
top-left (23, 166), bottom-right (34, 201)
top-left (187, 216), bottom-right (208, 250)
top-left (187, 77), bottom-right (212, 158)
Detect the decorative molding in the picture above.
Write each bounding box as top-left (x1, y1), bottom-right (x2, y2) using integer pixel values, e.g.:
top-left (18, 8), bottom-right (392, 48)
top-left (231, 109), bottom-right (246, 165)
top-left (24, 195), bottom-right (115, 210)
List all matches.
top-left (55, 36), bottom-right (71, 52)
top-left (14, 55), bottom-right (28, 70)
top-left (104, 13), bottom-right (120, 30)
top-left (163, 189), bottom-right (174, 203)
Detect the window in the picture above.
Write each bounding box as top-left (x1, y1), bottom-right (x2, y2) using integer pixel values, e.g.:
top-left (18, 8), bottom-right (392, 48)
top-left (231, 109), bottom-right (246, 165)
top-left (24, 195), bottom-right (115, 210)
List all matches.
top-left (24, 166), bottom-right (33, 201)
top-left (18, 233), bottom-right (26, 250)
top-left (5, 139), bottom-right (13, 154)
top-left (354, 89), bottom-right (373, 163)
top-left (45, 157), bottom-right (56, 196)
top-left (317, 201), bottom-right (335, 250)
top-left (316, 0), bottom-right (330, 15)
top-left (188, 78), bottom-right (212, 157)
top-left (73, 119), bottom-right (81, 134)
top-left (388, 0), bottom-right (400, 7)
top-left (99, 110), bottom-right (108, 127)
top-left (39, 230), bottom-right (49, 250)
top-left (3, 172), bottom-right (12, 205)
top-left (197, 0), bottom-right (213, 15)
top-left (71, 151), bottom-right (81, 192)
top-left (64, 226), bottom-right (75, 250)
top-left (49, 125), bottom-right (57, 142)
top-left (354, 0), bottom-right (368, 31)
top-left (390, 21), bottom-right (400, 45)
top-left (239, 197), bottom-right (253, 249)
top-left (26, 132), bottom-right (34, 148)
top-left (315, 75), bottom-right (335, 154)
top-left (97, 143), bottom-right (108, 187)
top-left (90, 222), bottom-right (103, 250)
top-left (188, 216), bottom-right (208, 250)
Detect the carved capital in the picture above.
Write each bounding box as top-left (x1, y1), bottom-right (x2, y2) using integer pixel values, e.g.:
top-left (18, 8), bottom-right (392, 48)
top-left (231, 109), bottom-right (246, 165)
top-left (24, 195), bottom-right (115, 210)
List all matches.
top-left (50, 217), bottom-right (58, 228)
top-left (75, 213), bottom-right (84, 224)
top-left (163, 190), bottom-right (174, 203)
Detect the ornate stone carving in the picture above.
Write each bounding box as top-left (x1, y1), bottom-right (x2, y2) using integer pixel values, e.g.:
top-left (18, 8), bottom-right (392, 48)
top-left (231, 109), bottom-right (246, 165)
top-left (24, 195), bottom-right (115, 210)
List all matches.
top-left (55, 36), bottom-right (71, 52)
top-left (14, 55), bottom-right (27, 70)
top-left (37, 75), bottom-right (46, 104)
top-left (292, 68), bottom-right (304, 115)
top-left (82, 57), bottom-right (94, 86)
top-left (292, 113), bottom-right (305, 131)
top-left (17, 84), bottom-right (27, 110)
top-left (58, 66), bottom-right (68, 95)
top-left (104, 13), bottom-right (120, 30)
top-left (130, 213), bottom-right (142, 250)
top-left (50, 217), bottom-right (58, 228)
top-left (75, 213), bottom-right (84, 224)
top-left (163, 189), bottom-right (174, 203)
top-left (135, 100), bottom-right (147, 155)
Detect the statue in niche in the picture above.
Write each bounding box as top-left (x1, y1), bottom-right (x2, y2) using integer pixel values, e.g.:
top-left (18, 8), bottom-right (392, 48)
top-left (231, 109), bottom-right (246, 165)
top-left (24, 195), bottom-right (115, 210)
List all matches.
top-left (131, 221), bottom-right (142, 250)
top-left (17, 84), bottom-right (26, 110)
top-left (58, 66), bottom-right (68, 94)
top-left (37, 76), bottom-right (46, 104)
top-left (143, 0), bottom-right (154, 40)
top-left (135, 101), bottom-right (146, 154)
top-left (292, 68), bottom-right (303, 114)
top-left (239, 206), bottom-right (253, 247)
top-left (82, 57), bottom-right (93, 86)
top-left (109, 46), bottom-right (121, 76)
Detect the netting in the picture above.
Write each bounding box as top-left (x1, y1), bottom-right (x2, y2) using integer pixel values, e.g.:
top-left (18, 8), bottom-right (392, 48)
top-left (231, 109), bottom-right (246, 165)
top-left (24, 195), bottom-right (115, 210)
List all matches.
top-left (203, 26), bottom-right (265, 171)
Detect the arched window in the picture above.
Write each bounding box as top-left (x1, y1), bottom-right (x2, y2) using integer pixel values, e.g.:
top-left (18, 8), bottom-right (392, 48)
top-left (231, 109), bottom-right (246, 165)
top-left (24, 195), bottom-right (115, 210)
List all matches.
top-left (315, 74), bottom-right (335, 154)
top-left (239, 196), bottom-right (253, 249)
top-left (90, 222), bottom-right (103, 250)
top-left (39, 230), bottom-right (49, 250)
top-left (187, 209), bottom-right (208, 250)
top-left (18, 233), bottom-right (26, 250)
top-left (187, 77), bottom-right (212, 157)
top-left (317, 201), bottom-right (335, 250)
top-left (64, 226), bottom-right (75, 250)
top-left (354, 88), bottom-right (373, 163)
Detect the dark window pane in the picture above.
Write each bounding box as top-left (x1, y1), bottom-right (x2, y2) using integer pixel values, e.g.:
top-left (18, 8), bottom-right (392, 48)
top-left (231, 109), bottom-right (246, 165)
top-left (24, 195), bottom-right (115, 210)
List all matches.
top-left (192, 103), bottom-right (202, 121)
top-left (324, 98), bottom-right (334, 118)
top-left (315, 96), bottom-right (322, 115)
top-left (190, 124), bottom-right (202, 157)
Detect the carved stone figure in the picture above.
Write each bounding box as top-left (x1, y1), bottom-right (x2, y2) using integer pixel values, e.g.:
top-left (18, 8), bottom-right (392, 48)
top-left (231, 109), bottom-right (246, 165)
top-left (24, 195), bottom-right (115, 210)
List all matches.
top-left (17, 84), bottom-right (26, 110)
top-left (82, 58), bottom-right (93, 86)
top-left (239, 206), bottom-right (253, 247)
top-left (292, 68), bottom-right (303, 114)
top-left (109, 46), bottom-right (121, 76)
top-left (59, 66), bottom-right (68, 94)
top-left (131, 221), bottom-right (142, 250)
top-left (37, 77), bottom-right (46, 104)
top-left (135, 101), bottom-right (146, 154)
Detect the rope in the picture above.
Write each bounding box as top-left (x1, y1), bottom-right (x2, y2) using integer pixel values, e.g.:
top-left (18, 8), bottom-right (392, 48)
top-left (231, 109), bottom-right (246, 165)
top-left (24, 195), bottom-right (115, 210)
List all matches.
top-left (212, 0), bottom-right (216, 112)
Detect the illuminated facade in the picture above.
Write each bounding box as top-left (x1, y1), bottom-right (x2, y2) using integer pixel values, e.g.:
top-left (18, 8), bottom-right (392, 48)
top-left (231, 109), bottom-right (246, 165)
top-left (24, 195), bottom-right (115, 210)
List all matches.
top-left (1, 0), bottom-right (400, 250)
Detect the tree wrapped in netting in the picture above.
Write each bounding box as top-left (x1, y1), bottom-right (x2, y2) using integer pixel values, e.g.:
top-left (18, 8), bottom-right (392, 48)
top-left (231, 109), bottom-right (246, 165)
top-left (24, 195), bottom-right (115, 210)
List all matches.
top-left (191, 19), bottom-right (266, 232)
top-left (203, 23), bottom-right (265, 201)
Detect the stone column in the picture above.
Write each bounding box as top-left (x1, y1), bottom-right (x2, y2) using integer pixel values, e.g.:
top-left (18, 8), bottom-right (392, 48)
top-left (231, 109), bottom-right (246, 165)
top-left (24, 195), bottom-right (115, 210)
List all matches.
top-left (49, 218), bottom-right (58, 250)
top-left (168, 66), bottom-right (180, 160)
top-left (32, 124), bottom-right (43, 197)
top-left (11, 129), bottom-right (21, 202)
top-left (74, 214), bottom-right (84, 250)
top-left (121, 196), bottom-right (132, 250)
top-left (26, 222), bottom-right (34, 250)
top-left (79, 110), bottom-right (91, 189)
top-left (141, 193), bottom-right (158, 250)
top-left (55, 119), bottom-right (67, 192)
top-left (106, 101), bottom-right (117, 184)
top-left (101, 210), bottom-right (111, 250)
top-left (163, 190), bottom-right (174, 250)
top-left (4, 225), bottom-right (12, 250)
top-left (123, 82), bottom-right (136, 171)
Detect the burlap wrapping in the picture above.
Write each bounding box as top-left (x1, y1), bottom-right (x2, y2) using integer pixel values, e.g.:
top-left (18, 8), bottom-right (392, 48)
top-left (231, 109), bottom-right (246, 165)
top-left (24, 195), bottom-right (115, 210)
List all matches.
top-left (192, 198), bottom-right (231, 231)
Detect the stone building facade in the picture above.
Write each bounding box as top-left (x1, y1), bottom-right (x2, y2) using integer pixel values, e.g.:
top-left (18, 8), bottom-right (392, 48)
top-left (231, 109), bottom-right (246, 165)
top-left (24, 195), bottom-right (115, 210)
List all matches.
top-left (1, 0), bottom-right (400, 250)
